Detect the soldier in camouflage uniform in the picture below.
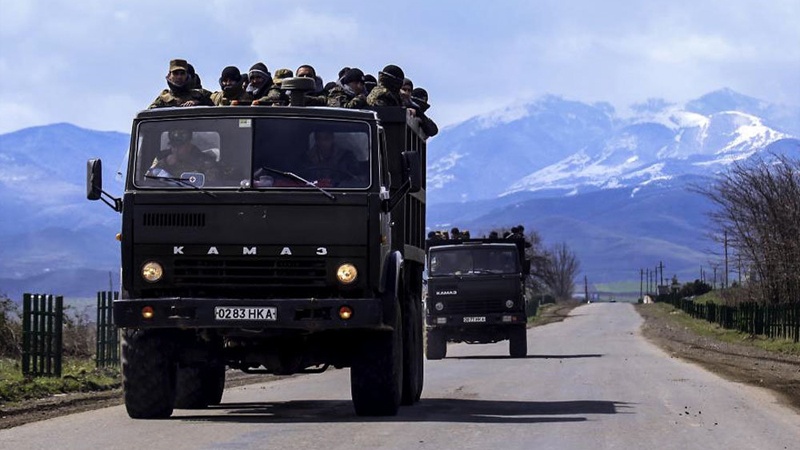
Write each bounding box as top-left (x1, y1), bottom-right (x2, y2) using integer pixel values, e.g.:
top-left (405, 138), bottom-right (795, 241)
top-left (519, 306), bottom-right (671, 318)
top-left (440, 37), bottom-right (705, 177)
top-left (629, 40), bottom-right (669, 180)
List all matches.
top-left (149, 59), bottom-right (213, 108)
top-left (327, 68), bottom-right (368, 109)
top-left (295, 65), bottom-right (327, 106)
top-left (148, 129), bottom-right (218, 178)
top-left (411, 87), bottom-right (439, 137)
top-left (244, 62), bottom-right (286, 106)
top-left (211, 66), bottom-right (253, 106)
top-left (366, 65), bottom-right (405, 107)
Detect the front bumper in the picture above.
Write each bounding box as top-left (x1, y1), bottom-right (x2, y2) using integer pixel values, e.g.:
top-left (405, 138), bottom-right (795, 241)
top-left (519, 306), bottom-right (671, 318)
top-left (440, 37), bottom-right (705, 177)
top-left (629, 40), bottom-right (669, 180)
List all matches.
top-left (425, 312), bottom-right (526, 329)
top-left (114, 297), bottom-right (384, 330)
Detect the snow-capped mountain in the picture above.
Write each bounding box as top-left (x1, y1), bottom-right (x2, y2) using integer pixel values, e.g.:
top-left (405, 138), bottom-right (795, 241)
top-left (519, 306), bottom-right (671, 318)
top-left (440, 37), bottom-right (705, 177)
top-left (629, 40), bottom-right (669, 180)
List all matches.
top-left (428, 89), bottom-right (799, 203)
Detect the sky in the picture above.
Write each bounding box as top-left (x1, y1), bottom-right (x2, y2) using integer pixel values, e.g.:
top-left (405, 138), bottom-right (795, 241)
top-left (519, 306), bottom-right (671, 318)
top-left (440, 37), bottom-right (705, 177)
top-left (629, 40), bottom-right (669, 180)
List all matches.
top-left (0, 0), bottom-right (798, 135)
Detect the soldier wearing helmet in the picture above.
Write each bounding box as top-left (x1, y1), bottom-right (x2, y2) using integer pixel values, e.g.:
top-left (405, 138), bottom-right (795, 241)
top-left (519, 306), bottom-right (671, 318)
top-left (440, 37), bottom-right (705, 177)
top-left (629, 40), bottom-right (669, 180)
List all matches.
top-left (366, 64), bottom-right (405, 107)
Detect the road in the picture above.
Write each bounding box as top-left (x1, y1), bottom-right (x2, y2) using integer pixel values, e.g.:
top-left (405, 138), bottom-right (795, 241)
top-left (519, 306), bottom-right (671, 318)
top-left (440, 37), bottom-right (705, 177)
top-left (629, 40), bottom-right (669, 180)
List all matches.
top-left (2, 303), bottom-right (798, 449)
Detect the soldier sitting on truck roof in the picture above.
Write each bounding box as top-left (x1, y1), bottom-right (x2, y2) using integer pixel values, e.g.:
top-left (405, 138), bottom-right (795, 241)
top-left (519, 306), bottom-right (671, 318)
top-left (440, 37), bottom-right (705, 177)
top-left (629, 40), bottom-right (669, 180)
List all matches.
top-left (294, 65), bottom-right (328, 106)
top-left (211, 66), bottom-right (253, 106)
top-left (149, 59), bottom-right (214, 108)
top-left (411, 88), bottom-right (439, 137)
top-left (327, 68), bottom-right (368, 109)
top-left (366, 65), bottom-right (405, 107)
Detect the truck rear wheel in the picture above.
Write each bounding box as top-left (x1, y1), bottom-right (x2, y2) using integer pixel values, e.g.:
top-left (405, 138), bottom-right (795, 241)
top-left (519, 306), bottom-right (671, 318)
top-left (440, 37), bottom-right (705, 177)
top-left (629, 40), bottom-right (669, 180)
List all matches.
top-left (401, 294), bottom-right (423, 405)
top-left (121, 329), bottom-right (176, 419)
top-left (425, 328), bottom-right (447, 360)
top-left (509, 325), bottom-right (528, 358)
top-left (350, 301), bottom-right (403, 416)
top-left (174, 364), bottom-right (226, 409)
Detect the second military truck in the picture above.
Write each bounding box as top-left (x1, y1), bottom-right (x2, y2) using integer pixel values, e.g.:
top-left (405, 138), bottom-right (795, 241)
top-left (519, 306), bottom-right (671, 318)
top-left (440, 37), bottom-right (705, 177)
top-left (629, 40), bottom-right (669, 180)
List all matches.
top-left (425, 237), bottom-right (530, 359)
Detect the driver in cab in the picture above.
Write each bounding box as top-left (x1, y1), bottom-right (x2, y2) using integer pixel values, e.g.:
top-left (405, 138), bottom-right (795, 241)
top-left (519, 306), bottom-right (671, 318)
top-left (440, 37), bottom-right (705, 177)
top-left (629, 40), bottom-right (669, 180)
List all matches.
top-left (148, 129), bottom-right (217, 178)
top-left (299, 131), bottom-right (359, 186)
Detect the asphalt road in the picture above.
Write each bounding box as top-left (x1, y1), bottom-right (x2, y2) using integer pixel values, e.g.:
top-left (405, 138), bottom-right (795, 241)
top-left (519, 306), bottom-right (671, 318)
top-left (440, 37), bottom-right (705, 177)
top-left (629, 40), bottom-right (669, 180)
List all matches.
top-left (2, 303), bottom-right (798, 449)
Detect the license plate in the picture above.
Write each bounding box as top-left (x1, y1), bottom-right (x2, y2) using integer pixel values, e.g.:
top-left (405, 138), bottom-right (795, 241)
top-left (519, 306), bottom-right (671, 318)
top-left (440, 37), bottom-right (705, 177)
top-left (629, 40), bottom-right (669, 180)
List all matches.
top-left (463, 316), bottom-right (486, 323)
top-left (214, 307), bottom-right (277, 321)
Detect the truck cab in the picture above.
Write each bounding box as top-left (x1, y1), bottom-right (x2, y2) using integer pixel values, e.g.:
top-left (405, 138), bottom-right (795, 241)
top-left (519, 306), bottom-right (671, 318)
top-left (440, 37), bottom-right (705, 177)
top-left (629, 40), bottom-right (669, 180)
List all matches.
top-left (425, 237), bottom-right (530, 359)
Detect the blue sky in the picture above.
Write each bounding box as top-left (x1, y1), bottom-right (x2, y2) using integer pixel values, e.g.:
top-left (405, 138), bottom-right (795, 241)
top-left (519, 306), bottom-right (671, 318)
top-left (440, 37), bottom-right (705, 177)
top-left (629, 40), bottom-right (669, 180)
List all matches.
top-left (0, 0), bottom-right (797, 135)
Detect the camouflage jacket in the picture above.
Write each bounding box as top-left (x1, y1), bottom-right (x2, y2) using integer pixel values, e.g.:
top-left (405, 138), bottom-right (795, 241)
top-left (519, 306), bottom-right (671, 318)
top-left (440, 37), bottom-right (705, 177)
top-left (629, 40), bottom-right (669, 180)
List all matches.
top-left (253, 86), bottom-right (289, 106)
top-left (210, 89), bottom-right (254, 106)
top-left (327, 86), bottom-right (368, 109)
top-left (148, 88), bottom-right (213, 109)
top-left (366, 86), bottom-right (402, 107)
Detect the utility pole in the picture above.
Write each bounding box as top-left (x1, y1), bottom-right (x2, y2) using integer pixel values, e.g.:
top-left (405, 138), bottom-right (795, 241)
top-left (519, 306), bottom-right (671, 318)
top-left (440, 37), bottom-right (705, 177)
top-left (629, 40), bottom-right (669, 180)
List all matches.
top-left (640, 268), bottom-right (644, 301)
top-left (584, 276), bottom-right (589, 303)
top-left (724, 231), bottom-right (728, 289)
top-left (659, 261), bottom-right (664, 287)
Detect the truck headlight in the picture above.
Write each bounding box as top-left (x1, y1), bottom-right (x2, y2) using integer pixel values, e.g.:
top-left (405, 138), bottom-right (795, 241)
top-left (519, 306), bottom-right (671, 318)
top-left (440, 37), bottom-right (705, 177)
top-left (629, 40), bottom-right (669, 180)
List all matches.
top-left (141, 261), bottom-right (163, 283)
top-left (435, 302), bottom-right (444, 311)
top-left (336, 263), bottom-right (358, 285)
top-left (505, 299), bottom-right (515, 309)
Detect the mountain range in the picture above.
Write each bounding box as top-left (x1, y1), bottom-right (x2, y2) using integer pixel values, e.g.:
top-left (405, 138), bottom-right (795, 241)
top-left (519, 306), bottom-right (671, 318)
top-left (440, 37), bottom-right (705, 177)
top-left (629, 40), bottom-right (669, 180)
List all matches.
top-left (0, 88), bottom-right (798, 299)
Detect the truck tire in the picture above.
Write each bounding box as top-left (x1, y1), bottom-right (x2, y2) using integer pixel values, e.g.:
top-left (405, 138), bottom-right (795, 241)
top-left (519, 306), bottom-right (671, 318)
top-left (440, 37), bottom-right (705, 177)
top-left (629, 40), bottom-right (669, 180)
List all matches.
top-left (425, 328), bottom-right (447, 360)
top-left (401, 294), bottom-right (423, 405)
top-left (509, 325), bottom-right (528, 358)
top-left (174, 364), bottom-right (226, 409)
top-left (351, 300), bottom-right (403, 416)
top-left (121, 329), bottom-right (176, 419)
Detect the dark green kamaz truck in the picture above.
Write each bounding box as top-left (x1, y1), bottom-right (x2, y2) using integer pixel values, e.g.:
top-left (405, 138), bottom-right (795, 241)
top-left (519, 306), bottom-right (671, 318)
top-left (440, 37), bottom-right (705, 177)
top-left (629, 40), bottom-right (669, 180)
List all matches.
top-left (86, 79), bottom-right (427, 418)
top-left (425, 238), bottom-right (530, 359)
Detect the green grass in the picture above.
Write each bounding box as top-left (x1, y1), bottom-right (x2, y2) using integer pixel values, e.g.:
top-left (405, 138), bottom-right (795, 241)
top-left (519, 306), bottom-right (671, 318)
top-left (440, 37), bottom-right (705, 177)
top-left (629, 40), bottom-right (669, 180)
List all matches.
top-left (0, 357), bottom-right (121, 405)
top-left (652, 302), bottom-right (800, 356)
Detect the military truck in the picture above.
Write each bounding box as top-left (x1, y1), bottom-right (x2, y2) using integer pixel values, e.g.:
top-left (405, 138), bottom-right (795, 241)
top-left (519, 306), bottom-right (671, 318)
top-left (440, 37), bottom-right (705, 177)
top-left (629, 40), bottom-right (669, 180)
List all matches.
top-left (86, 78), bottom-right (427, 418)
top-left (425, 237), bottom-right (530, 359)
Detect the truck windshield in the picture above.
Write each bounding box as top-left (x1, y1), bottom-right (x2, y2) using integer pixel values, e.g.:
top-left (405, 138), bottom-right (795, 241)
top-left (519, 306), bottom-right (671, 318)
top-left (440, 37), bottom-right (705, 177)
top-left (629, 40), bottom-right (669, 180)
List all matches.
top-left (429, 247), bottom-right (519, 276)
top-left (133, 118), bottom-right (371, 189)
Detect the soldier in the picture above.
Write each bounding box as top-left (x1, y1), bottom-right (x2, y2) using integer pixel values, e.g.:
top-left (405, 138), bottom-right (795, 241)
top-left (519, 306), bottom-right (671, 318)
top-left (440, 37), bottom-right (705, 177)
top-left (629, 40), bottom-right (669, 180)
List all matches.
top-left (247, 62), bottom-right (287, 106)
top-left (148, 129), bottom-right (217, 177)
top-left (366, 64), bottom-right (405, 107)
top-left (295, 64), bottom-right (327, 106)
top-left (272, 68), bottom-right (294, 87)
top-left (298, 130), bottom-right (361, 186)
top-left (411, 87), bottom-right (439, 137)
top-left (210, 66), bottom-right (253, 106)
top-left (327, 68), bottom-right (368, 109)
top-left (400, 78), bottom-right (414, 107)
top-left (148, 59), bottom-right (213, 108)
top-left (364, 74), bottom-right (377, 95)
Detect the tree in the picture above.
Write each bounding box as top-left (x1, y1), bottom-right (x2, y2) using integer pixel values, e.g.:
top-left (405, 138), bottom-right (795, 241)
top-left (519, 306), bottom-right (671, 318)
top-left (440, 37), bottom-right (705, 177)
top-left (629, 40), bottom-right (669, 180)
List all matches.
top-left (539, 242), bottom-right (581, 301)
top-left (696, 152), bottom-right (800, 304)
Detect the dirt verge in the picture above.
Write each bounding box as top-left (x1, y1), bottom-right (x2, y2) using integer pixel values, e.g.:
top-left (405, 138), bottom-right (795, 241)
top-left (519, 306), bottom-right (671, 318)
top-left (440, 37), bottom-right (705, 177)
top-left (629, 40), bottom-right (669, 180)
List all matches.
top-left (636, 303), bottom-right (800, 411)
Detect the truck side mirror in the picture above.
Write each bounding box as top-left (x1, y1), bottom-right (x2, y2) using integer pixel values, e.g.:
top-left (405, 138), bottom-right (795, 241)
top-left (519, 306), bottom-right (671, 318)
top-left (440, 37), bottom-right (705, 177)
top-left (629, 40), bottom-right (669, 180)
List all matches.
top-left (402, 151), bottom-right (421, 193)
top-left (87, 158), bottom-right (103, 200)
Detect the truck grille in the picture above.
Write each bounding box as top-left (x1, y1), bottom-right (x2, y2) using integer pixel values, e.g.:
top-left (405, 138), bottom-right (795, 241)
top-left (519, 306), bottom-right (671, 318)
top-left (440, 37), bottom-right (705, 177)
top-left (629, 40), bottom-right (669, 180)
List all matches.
top-left (441, 298), bottom-right (508, 315)
top-left (143, 212), bottom-right (206, 227)
top-left (173, 257), bottom-right (326, 287)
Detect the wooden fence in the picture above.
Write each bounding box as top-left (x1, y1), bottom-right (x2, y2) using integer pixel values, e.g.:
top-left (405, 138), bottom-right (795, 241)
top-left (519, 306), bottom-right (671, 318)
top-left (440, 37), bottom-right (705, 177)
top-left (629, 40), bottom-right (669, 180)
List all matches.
top-left (660, 294), bottom-right (800, 343)
top-left (22, 293), bottom-right (64, 377)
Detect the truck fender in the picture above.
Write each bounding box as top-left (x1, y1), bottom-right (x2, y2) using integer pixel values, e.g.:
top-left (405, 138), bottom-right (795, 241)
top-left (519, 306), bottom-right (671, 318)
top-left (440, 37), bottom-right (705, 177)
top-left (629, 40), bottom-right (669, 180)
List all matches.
top-left (380, 251), bottom-right (404, 325)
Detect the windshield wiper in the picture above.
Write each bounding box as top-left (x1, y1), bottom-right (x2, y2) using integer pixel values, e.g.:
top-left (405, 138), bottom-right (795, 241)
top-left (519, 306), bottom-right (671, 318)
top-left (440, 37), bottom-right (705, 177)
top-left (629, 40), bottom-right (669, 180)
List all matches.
top-left (144, 174), bottom-right (217, 198)
top-left (256, 166), bottom-right (335, 200)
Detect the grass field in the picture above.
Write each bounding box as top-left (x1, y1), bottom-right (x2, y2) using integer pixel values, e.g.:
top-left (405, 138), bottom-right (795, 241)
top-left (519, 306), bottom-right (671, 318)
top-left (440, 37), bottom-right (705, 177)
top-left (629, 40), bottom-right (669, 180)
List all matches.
top-left (0, 357), bottom-right (120, 405)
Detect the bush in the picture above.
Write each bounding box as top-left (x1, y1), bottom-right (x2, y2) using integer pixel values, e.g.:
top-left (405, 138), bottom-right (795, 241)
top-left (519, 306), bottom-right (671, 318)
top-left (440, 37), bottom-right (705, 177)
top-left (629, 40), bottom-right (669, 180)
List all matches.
top-left (0, 297), bottom-right (22, 358)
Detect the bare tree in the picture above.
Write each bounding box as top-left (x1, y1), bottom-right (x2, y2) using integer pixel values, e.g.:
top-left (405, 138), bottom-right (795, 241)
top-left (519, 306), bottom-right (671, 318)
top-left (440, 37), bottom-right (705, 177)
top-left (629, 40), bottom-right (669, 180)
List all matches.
top-left (539, 242), bottom-right (581, 301)
top-left (697, 152), bottom-right (800, 304)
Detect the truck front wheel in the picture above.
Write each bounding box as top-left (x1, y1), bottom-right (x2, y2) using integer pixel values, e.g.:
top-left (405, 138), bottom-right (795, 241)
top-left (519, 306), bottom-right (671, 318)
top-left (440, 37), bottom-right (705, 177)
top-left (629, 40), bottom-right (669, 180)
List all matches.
top-left (509, 325), bottom-right (528, 358)
top-left (350, 300), bottom-right (403, 416)
top-left (401, 294), bottom-right (423, 405)
top-left (425, 328), bottom-right (447, 360)
top-left (121, 329), bottom-right (176, 419)
top-left (174, 364), bottom-right (226, 409)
